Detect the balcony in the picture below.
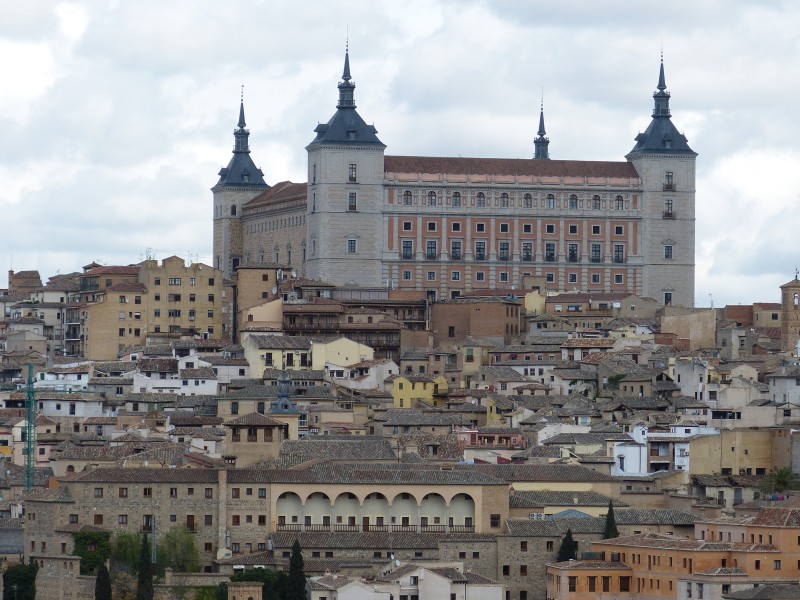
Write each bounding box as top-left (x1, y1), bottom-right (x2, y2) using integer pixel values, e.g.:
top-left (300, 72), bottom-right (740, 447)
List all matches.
top-left (568, 253), bottom-right (580, 263)
top-left (545, 253), bottom-right (557, 263)
top-left (401, 251), bottom-right (414, 260)
top-left (426, 252), bottom-right (438, 261)
top-left (663, 211), bottom-right (675, 219)
top-left (498, 254), bottom-right (510, 262)
top-left (522, 253), bottom-right (533, 262)
top-left (364, 524), bottom-right (388, 532)
top-left (449, 525), bottom-right (475, 533)
top-left (333, 524), bottom-right (359, 532)
top-left (590, 255), bottom-right (602, 263)
top-left (392, 525), bottom-right (418, 533)
top-left (420, 525), bottom-right (446, 533)
top-left (450, 251), bottom-right (462, 260)
top-left (613, 256), bottom-right (626, 264)
top-left (475, 253), bottom-right (486, 261)
top-left (276, 523), bottom-right (302, 532)
top-left (663, 183), bottom-right (675, 191)
top-left (305, 524), bottom-right (331, 532)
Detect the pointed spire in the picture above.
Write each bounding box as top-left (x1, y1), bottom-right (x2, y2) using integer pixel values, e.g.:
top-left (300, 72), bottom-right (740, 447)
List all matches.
top-left (534, 93), bottom-right (550, 160)
top-left (237, 84), bottom-right (246, 128)
top-left (337, 42), bottom-right (356, 109)
top-left (652, 54), bottom-right (671, 118)
top-left (657, 51), bottom-right (666, 91)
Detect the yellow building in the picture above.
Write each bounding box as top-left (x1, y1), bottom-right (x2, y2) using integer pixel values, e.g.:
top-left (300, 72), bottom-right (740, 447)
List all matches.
top-left (80, 257), bottom-right (225, 359)
top-left (689, 428), bottom-right (791, 478)
top-left (392, 374), bottom-right (448, 408)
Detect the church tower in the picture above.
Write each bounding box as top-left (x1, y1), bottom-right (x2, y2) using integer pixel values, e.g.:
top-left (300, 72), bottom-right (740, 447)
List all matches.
top-left (305, 47), bottom-right (386, 286)
top-left (626, 58), bottom-right (697, 307)
top-left (212, 99), bottom-right (268, 280)
top-left (781, 276), bottom-right (800, 353)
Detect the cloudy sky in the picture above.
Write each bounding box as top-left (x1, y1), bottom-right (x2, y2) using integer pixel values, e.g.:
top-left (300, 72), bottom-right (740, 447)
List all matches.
top-left (2, 0), bottom-right (798, 307)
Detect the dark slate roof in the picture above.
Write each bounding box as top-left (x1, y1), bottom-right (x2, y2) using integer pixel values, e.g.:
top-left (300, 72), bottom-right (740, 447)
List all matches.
top-left (271, 531), bottom-right (494, 550)
top-left (456, 463), bottom-right (613, 482)
top-left (65, 467), bottom-right (219, 484)
top-left (626, 61), bottom-right (696, 158)
top-left (215, 101), bottom-right (268, 187)
top-left (724, 585), bottom-right (800, 600)
top-left (614, 509), bottom-right (699, 526)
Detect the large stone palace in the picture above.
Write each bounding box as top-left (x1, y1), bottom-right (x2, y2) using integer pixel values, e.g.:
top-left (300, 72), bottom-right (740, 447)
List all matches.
top-left (213, 50), bottom-right (696, 307)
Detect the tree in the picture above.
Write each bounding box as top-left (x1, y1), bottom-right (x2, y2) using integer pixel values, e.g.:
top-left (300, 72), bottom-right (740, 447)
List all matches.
top-left (286, 540), bottom-right (306, 600)
top-left (227, 568), bottom-right (288, 600)
top-left (112, 531), bottom-right (144, 573)
top-left (556, 528), bottom-right (577, 562)
top-left (761, 467), bottom-right (800, 495)
top-left (95, 564), bottom-right (112, 600)
top-left (136, 533), bottom-right (154, 600)
top-left (156, 525), bottom-right (201, 575)
top-left (603, 500), bottom-right (619, 539)
top-left (2, 561), bottom-right (37, 600)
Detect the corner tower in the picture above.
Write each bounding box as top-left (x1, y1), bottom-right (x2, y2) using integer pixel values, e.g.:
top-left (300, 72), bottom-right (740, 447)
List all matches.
top-left (212, 99), bottom-right (268, 280)
top-left (305, 47), bottom-right (386, 286)
top-left (626, 58), bottom-right (697, 307)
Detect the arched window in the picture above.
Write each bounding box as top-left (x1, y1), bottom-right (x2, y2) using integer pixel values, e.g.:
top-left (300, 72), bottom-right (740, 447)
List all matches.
top-left (593, 195), bottom-right (601, 210)
top-left (615, 195), bottom-right (624, 210)
top-left (428, 191), bottom-right (437, 206)
top-left (477, 192), bottom-right (486, 207)
top-left (452, 192), bottom-right (461, 207)
top-left (501, 193), bottom-right (509, 208)
top-left (524, 194), bottom-right (532, 208)
top-left (546, 194), bottom-right (555, 209)
top-left (403, 190), bottom-right (412, 205)
top-left (569, 194), bottom-right (578, 209)
top-left (231, 204), bottom-right (237, 216)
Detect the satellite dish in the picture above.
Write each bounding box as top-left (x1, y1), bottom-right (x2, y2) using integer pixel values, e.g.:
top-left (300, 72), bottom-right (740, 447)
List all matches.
top-left (395, 559), bottom-right (400, 566)
top-left (272, 286), bottom-right (277, 295)
top-left (291, 270), bottom-right (297, 278)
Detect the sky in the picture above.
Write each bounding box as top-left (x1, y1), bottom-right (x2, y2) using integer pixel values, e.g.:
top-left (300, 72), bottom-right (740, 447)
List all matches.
top-left (2, 0), bottom-right (799, 307)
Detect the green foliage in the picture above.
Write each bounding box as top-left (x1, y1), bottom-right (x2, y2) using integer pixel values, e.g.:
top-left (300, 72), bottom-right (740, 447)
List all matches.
top-left (3, 561), bottom-right (38, 600)
top-left (73, 530), bottom-right (112, 575)
top-left (230, 567), bottom-right (288, 600)
top-left (556, 528), bottom-right (577, 562)
top-left (603, 500), bottom-right (620, 539)
top-left (606, 373), bottom-right (626, 391)
top-left (136, 533), bottom-right (154, 600)
top-left (287, 539), bottom-right (306, 600)
top-left (192, 587), bottom-right (219, 600)
top-left (112, 531), bottom-right (144, 573)
top-left (155, 525), bottom-right (201, 576)
top-left (760, 467), bottom-right (800, 494)
top-left (95, 564), bottom-right (112, 600)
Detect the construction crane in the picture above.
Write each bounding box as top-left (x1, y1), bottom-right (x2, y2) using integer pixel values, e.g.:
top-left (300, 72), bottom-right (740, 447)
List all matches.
top-left (25, 363), bottom-right (35, 490)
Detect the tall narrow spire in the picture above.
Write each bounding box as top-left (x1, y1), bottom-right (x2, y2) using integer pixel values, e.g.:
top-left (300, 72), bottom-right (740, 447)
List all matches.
top-left (653, 54), bottom-right (670, 117)
top-left (337, 43), bottom-right (356, 109)
top-left (233, 87), bottom-right (250, 154)
top-left (534, 95), bottom-right (550, 160)
top-left (237, 84), bottom-right (246, 128)
top-left (215, 91), bottom-right (267, 187)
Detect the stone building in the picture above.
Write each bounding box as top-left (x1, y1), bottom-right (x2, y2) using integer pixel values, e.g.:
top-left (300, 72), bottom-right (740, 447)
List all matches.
top-left (213, 52), bottom-right (696, 307)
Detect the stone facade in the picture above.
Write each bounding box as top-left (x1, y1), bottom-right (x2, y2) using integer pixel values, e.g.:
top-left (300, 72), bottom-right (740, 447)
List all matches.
top-left (214, 54), bottom-right (696, 307)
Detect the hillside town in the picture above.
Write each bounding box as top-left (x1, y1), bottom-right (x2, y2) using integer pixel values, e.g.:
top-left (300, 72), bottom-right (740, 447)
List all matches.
top-left (3, 258), bottom-right (800, 599)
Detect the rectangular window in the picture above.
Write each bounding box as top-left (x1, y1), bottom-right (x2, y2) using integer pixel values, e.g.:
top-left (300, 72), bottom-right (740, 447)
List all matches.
top-left (427, 271), bottom-right (436, 281)
top-left (402, 240), bottom-right (413, 260)
top-left (613, 244), bottom-right (625, 263)
top-left (347, 239), bottom-right (357, 254)
top-left (522, 242), bottom-right (532, 261)
top-left (475, 241), bottom-right (486, 261)
top-left (476, 223), bottom-right (485, 233)
top-left (348, 163), bottom-right (357, 182)
top-left (168, 278), bottom-right (181, 285)
top-left (475, 271), bottom-right (485, 282)
top-left (118, 514), bottom-right (127, 525)
top-left (143, 488), bottom-right (152, 497)
top-left (450, 240), bottom-right (462, 260)
top-left (427, 222), bottom-right (436, 232)
top-left (545, 242), bottom-right (556, 262)
top-left (500, 223), bottom-right (509, 233)
top-left (498, 242), bottom-right (510, 261)
top-left (402, 270), bottom-right (412, 280)
top-left (490, 514), bottom-right (501, 528)
top-left (403, 221), bottom-right (412, 231)
top-left (426, 240), bottom-right (437, 260)
top-left (451, 222), bottom-right (461, 232)
top-left (615, 225), bottom-right (624, 235)
top-left (591, 243), bottom-right (602, 262)
top-left (546, 224), bottom-right (555, 234)
top-left (546, 273), bottom-right (554, 283)
top-left (205, 488), bottom-right (213, 499)
top-left (664, 170), bottom-right (674, 190)
top-left (664, 245), bottom-right (673, 259)
top-left (499, 272), bottom-right (508, 282)
top-left (451, 271), bottom-right (460, 281)
top-left (614, 274), bottom-right (624, 284)
top-left (348, 192), bottom-right (357, 211)
top-left (568, 243), bottom-right (579, 262)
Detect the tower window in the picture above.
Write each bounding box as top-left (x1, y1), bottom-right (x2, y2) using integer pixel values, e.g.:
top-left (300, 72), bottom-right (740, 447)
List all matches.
top-left (664, 245), bottom-right (673, 259)
top-left (665, 292), bottom-right (673, 306)
top-left (231, 205), bottom-right (237, 216)
top-left (664, 171), bottom-right (674, 191)
top-left (348, 163), bottom-right (357, 182)
top-left (347, 239), bottom-right (357, 254)
top-left (348, 192), bottom-right (357, 211)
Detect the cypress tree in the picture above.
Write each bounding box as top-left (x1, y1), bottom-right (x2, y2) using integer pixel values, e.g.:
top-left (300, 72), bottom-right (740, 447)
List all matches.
top-left (95, 563), bottom-right (112, 600)
top-left (556, 528), bottom-right (577, 562)
top-left (286, 540), bottom-right (306, 600)
top-left (136, 533), bottom-right (154, 600)
top-left (603, 500), bottom-right (620, 539)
